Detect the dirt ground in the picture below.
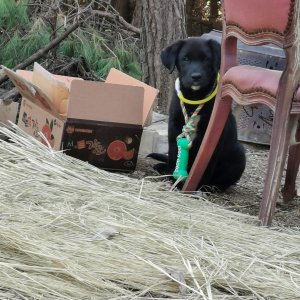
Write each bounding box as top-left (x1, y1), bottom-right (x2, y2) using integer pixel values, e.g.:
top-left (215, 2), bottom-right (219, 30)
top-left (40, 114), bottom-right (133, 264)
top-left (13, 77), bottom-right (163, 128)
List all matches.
top-left (132, 143), bottom-right (300, 228)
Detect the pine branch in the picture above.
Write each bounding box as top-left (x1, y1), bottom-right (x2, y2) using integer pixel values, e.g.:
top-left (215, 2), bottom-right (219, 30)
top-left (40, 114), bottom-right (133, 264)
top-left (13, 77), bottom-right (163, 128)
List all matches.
top-left (0, 21), bottom-right (80, 85)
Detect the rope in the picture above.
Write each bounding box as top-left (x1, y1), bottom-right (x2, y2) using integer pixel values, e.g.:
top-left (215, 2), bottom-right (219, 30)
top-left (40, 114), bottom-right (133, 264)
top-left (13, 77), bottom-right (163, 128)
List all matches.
top-left (177, 101), bottom-right (203, 148)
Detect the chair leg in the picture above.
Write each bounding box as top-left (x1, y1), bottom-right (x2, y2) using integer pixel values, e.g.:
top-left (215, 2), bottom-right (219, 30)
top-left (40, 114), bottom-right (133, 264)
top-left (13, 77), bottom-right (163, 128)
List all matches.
top-left (258, 99), bottom-right (296, 226)
top-left (282, 118), bottom-right (300, 203)
top-left (183, 96), bottom-right (232, 191)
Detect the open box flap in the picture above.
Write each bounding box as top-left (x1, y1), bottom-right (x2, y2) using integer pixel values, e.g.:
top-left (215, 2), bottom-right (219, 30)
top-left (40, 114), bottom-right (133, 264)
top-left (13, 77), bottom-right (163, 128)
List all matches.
top-left (16, 69), bottom-right (83, 89)
top-left (68, 81), bottom-right (145, 125)
top-left (1, 66), bottom-right (59, 115)
top-left (106, 68), bottom-right (159, 126)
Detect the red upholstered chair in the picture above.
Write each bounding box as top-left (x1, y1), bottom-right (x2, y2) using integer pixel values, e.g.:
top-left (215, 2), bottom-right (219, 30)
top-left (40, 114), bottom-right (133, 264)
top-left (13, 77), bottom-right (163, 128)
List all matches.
top-left (183, 0), bottom-right (300, 225)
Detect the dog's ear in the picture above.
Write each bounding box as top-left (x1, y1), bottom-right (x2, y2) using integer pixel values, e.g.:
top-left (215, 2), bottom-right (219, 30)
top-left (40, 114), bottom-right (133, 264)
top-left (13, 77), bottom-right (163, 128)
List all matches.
top-left (160, 40), bottom-right (185, 73)
top-left (207, 39), bottom-right (221, 73)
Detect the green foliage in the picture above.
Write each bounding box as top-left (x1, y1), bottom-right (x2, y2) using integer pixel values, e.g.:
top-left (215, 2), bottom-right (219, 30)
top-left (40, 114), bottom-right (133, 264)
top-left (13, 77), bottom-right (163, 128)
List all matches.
top-left (0, 24), bottom-right (51, 68)
top-left (96, 57), bottom-right (120, 78)
top-left (0, 33), bottom-right (22, 68)
top-left (21, 30), bottom-right (51, 61)
top-left (114, 48), bottom-right (141, 79)
top-left (0, 1), bottom-right (141, 79)
top-left (92, 46), bottom-right (142, 79)
top-left (58, 30), bottom-right (141, 79)
top-left (0, 0), bottom-right (29, 30)
top-left (58, 31), bottom-right (105, 68)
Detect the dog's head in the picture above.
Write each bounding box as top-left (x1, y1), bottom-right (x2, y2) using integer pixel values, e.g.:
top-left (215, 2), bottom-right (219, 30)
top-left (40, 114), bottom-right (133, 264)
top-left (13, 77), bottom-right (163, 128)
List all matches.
top-left (161, 37), bottom-right (220, 91)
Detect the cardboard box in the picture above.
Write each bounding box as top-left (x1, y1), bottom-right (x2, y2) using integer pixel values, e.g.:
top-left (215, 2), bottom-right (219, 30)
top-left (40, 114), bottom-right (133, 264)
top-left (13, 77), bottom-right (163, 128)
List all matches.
top-left (2, 65), bottom-right (158, 172)
top-left (0, 99), bottom-right (19, 140)
top-left (0, 99), bottom-right (18, 125)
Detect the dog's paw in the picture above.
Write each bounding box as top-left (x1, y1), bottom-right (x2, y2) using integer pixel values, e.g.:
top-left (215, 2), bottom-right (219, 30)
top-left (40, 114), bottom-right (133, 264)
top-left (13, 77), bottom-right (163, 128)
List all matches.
top-left (153, 163), bottom-right (168, 175)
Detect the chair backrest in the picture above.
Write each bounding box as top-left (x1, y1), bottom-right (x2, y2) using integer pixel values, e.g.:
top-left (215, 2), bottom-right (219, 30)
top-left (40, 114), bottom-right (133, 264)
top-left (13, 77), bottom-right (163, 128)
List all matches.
top-left (222, 0), bottom-right (300, 47)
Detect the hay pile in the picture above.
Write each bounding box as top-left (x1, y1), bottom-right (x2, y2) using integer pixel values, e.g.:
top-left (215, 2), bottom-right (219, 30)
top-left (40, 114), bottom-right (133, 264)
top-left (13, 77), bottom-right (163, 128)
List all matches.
top-left (0, 125), bottom-right (300, 299)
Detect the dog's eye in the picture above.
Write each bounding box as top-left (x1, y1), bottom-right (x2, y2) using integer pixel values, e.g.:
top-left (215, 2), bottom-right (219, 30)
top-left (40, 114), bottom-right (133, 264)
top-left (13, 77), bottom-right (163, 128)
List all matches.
top-left (182, 56), bottom-right (189, 62)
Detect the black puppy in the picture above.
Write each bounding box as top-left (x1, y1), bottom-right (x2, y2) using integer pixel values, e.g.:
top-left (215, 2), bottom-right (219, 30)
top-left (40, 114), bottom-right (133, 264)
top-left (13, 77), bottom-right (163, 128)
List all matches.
top-left (150, 37), bottom-right (246, 191)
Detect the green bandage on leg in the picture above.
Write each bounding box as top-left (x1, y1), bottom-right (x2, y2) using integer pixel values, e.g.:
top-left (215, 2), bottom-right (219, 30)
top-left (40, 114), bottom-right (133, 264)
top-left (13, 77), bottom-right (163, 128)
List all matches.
top-left (173, 138), bottom-right (189, 181)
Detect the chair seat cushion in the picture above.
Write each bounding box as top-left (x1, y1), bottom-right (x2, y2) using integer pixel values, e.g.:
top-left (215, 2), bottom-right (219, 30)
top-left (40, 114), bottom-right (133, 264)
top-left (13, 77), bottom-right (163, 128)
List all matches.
top-left (222, 65), bottom-right (300, 101)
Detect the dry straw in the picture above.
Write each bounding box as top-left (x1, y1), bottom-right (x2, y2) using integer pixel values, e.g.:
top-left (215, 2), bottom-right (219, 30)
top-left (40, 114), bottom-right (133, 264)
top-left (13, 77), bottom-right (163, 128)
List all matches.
top-left (0, 124), bottom-right (300, 299)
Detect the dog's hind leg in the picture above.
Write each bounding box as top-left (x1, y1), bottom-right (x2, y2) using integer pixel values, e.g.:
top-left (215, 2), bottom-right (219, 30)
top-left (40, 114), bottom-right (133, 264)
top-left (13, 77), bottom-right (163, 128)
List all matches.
top-left (153, 162), bottom-right (168, 174)
top-left (209, 145), bottom-right (246, 191)
top-left (147, 153), bottom-right (168, 162)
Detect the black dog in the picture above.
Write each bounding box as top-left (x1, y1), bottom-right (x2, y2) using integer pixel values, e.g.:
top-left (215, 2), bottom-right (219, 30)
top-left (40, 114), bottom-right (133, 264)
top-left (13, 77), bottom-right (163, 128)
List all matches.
top-left (150, 37), bottom-right (246, 191)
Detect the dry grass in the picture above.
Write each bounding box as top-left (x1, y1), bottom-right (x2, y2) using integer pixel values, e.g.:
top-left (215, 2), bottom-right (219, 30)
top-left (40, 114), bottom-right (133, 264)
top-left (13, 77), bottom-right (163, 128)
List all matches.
top-left (0, 124), bottom-right (300, 299)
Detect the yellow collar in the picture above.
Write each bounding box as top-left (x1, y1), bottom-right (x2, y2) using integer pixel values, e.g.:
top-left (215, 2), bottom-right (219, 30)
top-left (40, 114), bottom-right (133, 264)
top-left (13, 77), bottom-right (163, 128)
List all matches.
top-left (175, 73), bottom-right (220, 105)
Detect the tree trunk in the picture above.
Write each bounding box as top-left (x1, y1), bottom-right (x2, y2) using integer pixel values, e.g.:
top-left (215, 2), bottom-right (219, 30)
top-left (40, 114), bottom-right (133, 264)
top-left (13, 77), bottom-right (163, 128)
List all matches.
top-left (186, 0), bottom-right (201, 36)
top-left (111, 0), bottom-right (135, 22)
top-left (209, 0), bottom-right (220, 29)
top-left (135, 0), bottom-right (186, 114)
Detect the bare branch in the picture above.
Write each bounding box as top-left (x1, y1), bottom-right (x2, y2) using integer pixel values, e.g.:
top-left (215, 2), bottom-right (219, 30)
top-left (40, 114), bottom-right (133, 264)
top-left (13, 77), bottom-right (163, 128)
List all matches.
top-left (0, 88), bottom-right (19, 101)
top-left (0, 21), bottom-right (80, 85)
top-left (91, 9), bottom-right (141, 35)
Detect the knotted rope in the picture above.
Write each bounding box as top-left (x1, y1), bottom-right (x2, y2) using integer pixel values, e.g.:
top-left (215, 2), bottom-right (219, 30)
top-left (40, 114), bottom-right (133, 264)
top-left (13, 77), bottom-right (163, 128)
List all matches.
top-left (177, 101), bottom-right (203, 148)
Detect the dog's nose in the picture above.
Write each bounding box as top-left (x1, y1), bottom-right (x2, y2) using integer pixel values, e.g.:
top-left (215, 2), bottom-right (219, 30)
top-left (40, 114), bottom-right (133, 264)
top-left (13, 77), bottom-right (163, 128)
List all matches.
top-left (191, 73), bottom-right (202, 80)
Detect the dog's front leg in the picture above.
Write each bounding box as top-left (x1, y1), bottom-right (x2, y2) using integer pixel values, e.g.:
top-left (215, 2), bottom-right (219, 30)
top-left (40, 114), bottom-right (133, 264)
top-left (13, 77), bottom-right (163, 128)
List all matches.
top-left (167, 119), bottom-right (183, 174)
